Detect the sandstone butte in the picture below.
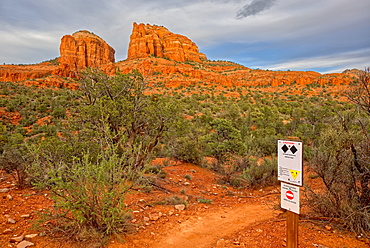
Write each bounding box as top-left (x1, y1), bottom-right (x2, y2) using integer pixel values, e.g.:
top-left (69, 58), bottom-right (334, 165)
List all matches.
top-left (0, 23), bottom-right (360, 88)
top-left (127, 22), bottom-right (207, 63)
top-left (53, 30), bottom-right (116, 78)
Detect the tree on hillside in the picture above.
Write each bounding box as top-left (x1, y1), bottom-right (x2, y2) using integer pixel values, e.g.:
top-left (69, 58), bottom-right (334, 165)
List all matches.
top-left (347, 67), bottom-right (370, 116)
top-left (76, 68), bottom-right (178, 170)
top-left (26, 68), bottom-right (179, 240)
top-left (204, 118), bottom-right (246, 165)
top-left (308, 69), bottom-right (370, 236)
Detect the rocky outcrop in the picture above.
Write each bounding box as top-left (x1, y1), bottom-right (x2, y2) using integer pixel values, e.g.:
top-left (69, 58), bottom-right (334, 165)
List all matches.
top-left (53, 30), bottom-right (115, 77)
top-left (127, 23), bottom-right (207, 63)
top-left (0, 25), bottom-right (357, 89)
top-left (116, 57), bottom-right (354, 88)
top-left (0, 63), bottom-right (55, 82)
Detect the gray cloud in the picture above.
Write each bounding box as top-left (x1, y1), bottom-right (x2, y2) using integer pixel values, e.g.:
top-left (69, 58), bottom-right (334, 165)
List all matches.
top-left (0, 0), bottom-right (369, 73)
top-left (236, 0), bottom-right (277, 19)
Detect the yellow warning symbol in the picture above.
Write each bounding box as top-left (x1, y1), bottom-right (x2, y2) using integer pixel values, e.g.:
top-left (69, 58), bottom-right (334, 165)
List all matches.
top-left (289, 170), bottom-right (300, 180)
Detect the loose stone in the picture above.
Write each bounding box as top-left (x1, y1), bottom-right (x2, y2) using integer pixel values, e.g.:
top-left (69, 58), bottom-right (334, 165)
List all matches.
top-left (0, 188), bottom-right (10, 193)
top-left (16, 240), bottom-right (35, 248)
top-left (175, 204), bottom-right (186, 211)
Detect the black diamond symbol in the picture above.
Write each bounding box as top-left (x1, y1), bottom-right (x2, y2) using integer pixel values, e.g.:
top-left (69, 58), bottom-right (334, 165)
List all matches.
top-left (281, 144), bottom-right (289, 153)
top-left (290, 145), bottom-right (298, 154)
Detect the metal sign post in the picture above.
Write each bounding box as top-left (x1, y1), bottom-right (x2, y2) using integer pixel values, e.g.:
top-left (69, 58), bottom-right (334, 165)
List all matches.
top-left (278, 139), bottom-right (303, 248)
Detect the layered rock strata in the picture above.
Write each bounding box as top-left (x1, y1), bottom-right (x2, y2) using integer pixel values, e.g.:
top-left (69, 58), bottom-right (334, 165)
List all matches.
top-left (53, 30), bottom-right (115, 77)
top-left (127, 22), bottom-right (206, 62)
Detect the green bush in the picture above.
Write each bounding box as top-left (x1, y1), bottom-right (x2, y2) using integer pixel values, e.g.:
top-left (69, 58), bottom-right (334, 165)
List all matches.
top-left (0, 130), bottom-right (29, 188)
top-left (203, 118), bottom-right (246, 165)
top-left (241, 157), bottom-right (278, 188)
top-left (307, 113), bottom-right (370, 236)
top-left (23, 69), bottom-right (178, 240)
top-left (0, 145), bottom-right (28, 188)
top-left (29, 145), bottom-right (133, 237)
top-left (76, 68), bottom-right (178, 170)
top-left (156, 196), bottom-right (187, 205)
top-left (197, 198), bottom-right (212, 204)
top-left (170, 137), bottom-right (204, 165)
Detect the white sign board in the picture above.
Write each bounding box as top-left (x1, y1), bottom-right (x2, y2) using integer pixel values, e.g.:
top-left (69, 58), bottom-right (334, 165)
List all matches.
top-left (281, 182), bottom-right (300, 214)
top-left (278, 140), bottom-right (303, 186)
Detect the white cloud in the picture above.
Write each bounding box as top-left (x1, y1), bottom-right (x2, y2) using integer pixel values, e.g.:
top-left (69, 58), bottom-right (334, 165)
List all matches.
top-left (0, 0), bottom-right (369, 72)
top-left (266, 48), bottom-right (370, 73)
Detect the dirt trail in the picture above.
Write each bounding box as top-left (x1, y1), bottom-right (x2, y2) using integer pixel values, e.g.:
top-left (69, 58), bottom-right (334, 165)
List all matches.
top-left (152, 203), bottom-right (274, 248)
top-left (119, 203), bottom-right (276, 248)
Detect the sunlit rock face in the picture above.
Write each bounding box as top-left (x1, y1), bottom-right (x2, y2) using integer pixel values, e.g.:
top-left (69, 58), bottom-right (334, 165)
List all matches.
top-left (53, 30), bottom-right (115, 77)
top-left (127, 22), bottom-right (207, 63)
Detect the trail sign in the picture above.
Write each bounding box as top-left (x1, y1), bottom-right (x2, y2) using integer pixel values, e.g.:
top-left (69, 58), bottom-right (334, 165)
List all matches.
top-left (281, 182), bottom-right (300, 214)
top-left (278, 140), bottom-right (303, 186)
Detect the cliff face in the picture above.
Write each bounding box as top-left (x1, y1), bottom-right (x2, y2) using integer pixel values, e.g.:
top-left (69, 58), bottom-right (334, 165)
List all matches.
top-left (53, 30), bottom-right (115, 77)
top-left (0, 25), bottom-right (356, 89)
top-left (116, 57), bottom-right (354, 89)
top-left (0, 63), bottom-right (56, 82)
top-left (127, 23), bottom-right (207, 63)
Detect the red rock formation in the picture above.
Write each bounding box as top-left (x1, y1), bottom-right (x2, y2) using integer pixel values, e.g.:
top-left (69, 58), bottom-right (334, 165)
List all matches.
top-left (116, 57), bottom-right (354, 89)
top-left (0, 26), bottom-right (356, 90)
top-left (53, 30), bottom-right (115, 77)
top-left (0, 63), bottom-right (56, 82)
top-left (127, 23), bottom-right (207, 63)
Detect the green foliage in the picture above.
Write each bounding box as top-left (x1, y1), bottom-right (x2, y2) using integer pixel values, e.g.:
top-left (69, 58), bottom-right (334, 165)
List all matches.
top-left (51, 105), bottom-right (66, 118)
top-left (77, 68), bottom-right (179, 170)
top-left (144, 165), bottom-right (167, 179)
top-left (23, 68), bottom-right (178, 239)
top-left (168, 135), bottom-right (204, 165)
top-left (156, 196), bottom-right (187, 205)
top-left (197, 198), bottom-right (212, 204)
top-left (0, 144), bottom-right (28, 188)
top-left (204, 118), bottom-right (246, 164)
top-left (241, 157), bottom-right (278, 188)
top-left (307, 111), bottom-right (370, 236)
top-left (0, 125), bottom-right (29, 188)
top-left (1, 64), bottom-right (368, 238)
top-left (40, 57), bottom-right (60, 65)
top-left (29, 144), bottom-right (132, 237)
top-left (0, 123), bottom-right (7, 154)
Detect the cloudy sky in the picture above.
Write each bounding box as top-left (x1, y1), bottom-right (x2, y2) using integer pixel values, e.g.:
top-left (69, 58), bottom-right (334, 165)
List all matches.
top-left (1, 0), bottom-right (369, 73)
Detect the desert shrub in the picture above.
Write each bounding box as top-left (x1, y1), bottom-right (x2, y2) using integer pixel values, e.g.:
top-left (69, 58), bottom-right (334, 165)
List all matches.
top-left (51, 105), bottom-right (66, 118)
top-left (241, 157), bottom-right (278, 188)
top-left (307, 71), bottom-right (370, 236)
top-left (234, 156), bottom-right (255, 172)
top-left (169, 136), bottom-right (204, 165)
top-left (144, 165), bottom-right (167, 179)
top-left (0, 123), bottom-right (7, 154)
top-left (0, 145), bottom-right (28, 188)
top-left (29, 145), bottom-right (132, 239)
top-left (203, 118), bottom-right (246, 165)
top-left (76, 68), bottom-right (178, 170)
top-left (197, 198), bottom-right (212, 204)
top-left (156, 195), bottom-right (187, 205)
top-left (0, 130), bottom-right (29, 188)
top-left (307, 112), bottom-right (370, 236)
top-left (162, 114), bottom-right (205, 165)
top-left (25, 68), bottom-right (178, 240)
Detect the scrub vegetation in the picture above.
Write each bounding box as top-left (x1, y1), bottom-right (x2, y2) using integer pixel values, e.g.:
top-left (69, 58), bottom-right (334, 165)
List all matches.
top-left (0, 67), bottom-right (369, 240)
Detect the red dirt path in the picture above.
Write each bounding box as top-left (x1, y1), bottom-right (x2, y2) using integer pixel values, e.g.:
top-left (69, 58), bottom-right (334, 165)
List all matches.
top-left (1, 162), bottom-right (369, 248)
